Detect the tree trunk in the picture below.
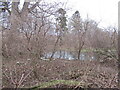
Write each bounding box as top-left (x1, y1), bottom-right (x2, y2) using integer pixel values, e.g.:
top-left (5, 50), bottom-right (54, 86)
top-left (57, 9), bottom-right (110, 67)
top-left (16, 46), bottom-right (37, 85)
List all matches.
top-left (59, 36), bottom-right (63, 59)
top-left (77, 41), bottom-right (84, 60)
top-left (50, 35), bottom-right (61, 59)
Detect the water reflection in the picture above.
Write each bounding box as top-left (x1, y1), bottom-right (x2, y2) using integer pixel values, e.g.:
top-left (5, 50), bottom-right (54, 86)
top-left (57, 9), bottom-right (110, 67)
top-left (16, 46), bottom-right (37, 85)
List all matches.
top-left (44, 51), bottom-right (95, 60)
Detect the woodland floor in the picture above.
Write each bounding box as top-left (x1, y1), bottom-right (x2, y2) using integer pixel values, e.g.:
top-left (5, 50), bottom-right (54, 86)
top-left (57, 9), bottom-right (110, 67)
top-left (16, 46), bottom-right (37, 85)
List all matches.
top-left (2, 58), bottom-right (118, 89)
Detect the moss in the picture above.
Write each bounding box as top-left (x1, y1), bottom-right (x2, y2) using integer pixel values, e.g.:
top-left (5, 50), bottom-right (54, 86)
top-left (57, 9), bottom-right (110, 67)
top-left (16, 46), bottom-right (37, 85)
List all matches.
top-left (31, 80), bottom-right (87, 89)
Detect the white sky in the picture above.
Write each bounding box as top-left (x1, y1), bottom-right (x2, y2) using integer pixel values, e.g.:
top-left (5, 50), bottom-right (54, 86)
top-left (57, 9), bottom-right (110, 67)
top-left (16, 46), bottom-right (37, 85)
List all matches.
top-left (61, 0), bottom-right (119, 28)
top-left (20, 0), bottom-right (119, 28)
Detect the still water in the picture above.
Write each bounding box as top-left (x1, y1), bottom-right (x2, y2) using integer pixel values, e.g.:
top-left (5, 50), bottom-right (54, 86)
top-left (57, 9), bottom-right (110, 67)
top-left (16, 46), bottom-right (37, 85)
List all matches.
top-left (44, 51), bottom-right (96, 60)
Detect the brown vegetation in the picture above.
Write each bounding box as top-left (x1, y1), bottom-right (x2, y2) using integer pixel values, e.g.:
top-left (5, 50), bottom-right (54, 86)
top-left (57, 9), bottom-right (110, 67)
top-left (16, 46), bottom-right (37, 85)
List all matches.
top-left (3, 58), bottom-right (118, 88)
top-left (1, 0), bottom-right (118, 89)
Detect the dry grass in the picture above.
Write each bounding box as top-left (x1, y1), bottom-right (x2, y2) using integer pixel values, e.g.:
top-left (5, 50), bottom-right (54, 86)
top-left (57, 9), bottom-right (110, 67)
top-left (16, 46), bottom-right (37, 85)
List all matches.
top-left (2, 58), bottom-right (118, 88)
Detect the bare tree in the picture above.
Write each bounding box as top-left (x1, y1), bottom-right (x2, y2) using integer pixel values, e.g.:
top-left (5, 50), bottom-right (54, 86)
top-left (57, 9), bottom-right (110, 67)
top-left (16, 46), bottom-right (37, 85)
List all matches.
top-left (50, 8), bottom-right (67, 59)
top-left (70, 11), bottom-right (88, 60)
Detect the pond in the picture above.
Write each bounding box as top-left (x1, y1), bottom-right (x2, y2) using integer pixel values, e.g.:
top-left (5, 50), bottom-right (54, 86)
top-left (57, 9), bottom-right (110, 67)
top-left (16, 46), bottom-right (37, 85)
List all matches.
top-left (44, 51), bottom-right (96, 60)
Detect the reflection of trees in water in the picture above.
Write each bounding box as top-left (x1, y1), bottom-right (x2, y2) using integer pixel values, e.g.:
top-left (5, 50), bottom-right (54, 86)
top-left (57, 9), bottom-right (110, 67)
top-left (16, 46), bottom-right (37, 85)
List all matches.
top-left (69, 51), bottom-right (77, 60)
top-left (44, 51), bottom-right (96, 60)
top-left (69, 51), bottom-right (96, 60)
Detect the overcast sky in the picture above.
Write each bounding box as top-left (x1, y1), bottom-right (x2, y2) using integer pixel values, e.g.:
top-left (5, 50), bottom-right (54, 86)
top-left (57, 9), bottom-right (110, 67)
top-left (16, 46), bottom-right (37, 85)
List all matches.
top-left (20, 0), bottom-right (119, 28)
top-left (60, 0), bottom-right (119, 28)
